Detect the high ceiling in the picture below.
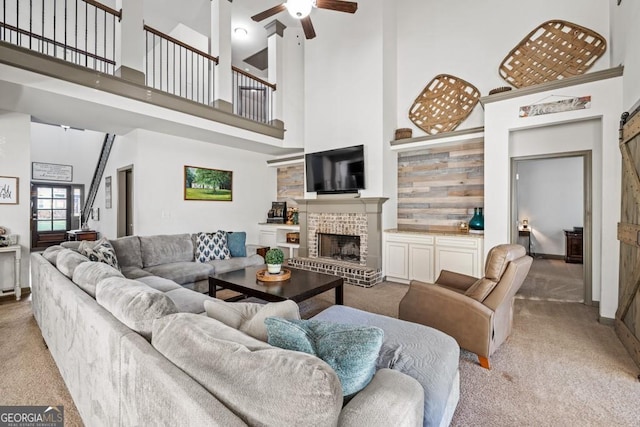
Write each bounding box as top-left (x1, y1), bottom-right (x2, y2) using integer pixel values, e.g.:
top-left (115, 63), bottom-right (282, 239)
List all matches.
top-left (143, 0), bottom-right (307, 78)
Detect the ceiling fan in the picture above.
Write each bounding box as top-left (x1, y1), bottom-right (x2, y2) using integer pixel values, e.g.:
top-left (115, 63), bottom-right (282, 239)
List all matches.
top-left (251, 0), bottom-right (358, 40)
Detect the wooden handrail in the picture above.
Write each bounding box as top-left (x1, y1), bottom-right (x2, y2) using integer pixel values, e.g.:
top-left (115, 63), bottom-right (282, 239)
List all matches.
top-left (82, 0), bottom-right (122, 19)
top-left (232, 65), bottom-right (276, 90)
top-left (0, 22), bottom-right (116, 66)
top-left (143, 24), bottom-right (219, 64)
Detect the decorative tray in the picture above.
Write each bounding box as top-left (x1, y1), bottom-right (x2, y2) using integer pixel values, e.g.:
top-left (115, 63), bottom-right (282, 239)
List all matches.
top-left (256, 268), bottom-right (291, 282)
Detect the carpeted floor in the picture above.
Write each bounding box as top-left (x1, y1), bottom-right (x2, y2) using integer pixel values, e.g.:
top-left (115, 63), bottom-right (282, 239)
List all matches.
top-left (2, 282), bottom-right (639, 426)
top-left (517, 257), bottom-right (584, 302)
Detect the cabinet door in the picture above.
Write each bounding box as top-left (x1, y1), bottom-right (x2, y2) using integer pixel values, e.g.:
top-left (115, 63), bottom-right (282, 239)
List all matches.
top-left (409, 244), bottom-right (434, 283)
top-left (258, 230), bottom-right (277, 248)
top-left (385, 242), bottom-right (409, 280)
top-left (435, 246), bottom-right (479, 278)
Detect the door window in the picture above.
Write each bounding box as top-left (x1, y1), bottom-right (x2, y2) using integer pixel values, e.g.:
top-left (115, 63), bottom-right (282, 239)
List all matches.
top-left (36, 187), bottom-right (68, 231)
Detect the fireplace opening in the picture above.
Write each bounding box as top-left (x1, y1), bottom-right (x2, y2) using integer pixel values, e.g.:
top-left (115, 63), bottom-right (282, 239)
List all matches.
top-left (318, 233), bottom-right (361, 263)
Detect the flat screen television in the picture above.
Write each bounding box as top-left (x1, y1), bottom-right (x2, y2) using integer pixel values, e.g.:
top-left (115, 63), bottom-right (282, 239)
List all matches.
top-left (305, 145), bottom-right (365, 194)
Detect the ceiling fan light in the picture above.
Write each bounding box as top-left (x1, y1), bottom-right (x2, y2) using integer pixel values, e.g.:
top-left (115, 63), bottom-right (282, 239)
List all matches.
top-left (286, 0), bottom-right (313, 19)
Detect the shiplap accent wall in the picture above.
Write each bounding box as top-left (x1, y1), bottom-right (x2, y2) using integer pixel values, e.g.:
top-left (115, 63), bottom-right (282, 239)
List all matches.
top-left (397, 139), bottom-right (484, 231)
top-left (277, 164), bottom-right (304, 205)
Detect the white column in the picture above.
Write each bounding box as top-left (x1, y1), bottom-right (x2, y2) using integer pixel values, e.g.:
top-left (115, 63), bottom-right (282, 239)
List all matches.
top-left (115, 0), bottom-right (145, 84)
top-left (265, 20), bottom-right (285, 128)
top-left (211, 0), bottom-right (233, 112)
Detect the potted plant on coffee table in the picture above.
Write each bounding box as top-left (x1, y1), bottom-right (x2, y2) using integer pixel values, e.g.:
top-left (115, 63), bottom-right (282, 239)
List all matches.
top-left (264, 248), bottom-right (285, 274)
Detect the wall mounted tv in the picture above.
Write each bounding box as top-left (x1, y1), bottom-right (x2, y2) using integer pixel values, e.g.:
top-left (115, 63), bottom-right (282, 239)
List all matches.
top-left (305, 145), bottom-right (365, 194)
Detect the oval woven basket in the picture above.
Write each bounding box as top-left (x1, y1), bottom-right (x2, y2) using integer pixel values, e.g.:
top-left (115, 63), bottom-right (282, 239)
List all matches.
top-left (409, 74), bottom-right (481, 135)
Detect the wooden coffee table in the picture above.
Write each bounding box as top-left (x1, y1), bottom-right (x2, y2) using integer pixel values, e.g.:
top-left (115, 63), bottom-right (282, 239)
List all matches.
top-left (209, 265), bottom-right (344, 305)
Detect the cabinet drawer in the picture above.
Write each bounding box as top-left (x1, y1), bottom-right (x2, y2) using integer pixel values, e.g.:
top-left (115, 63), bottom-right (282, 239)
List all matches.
top-left (385, 232), bottom-right (435, 246)
top-left (435, 236), bottom-right (479, 249)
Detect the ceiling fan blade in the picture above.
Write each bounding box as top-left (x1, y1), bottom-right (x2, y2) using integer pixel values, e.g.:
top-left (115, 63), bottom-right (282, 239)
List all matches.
top-left (301, 16), bottom-right (316, 40)
top-left (251, 3), bottom-right (286, 22)
top-left (315, 0), bottom-right (358, 14)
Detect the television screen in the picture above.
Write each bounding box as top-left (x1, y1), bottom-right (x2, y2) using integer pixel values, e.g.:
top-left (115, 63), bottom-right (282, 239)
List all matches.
top-left (305, 145), bottom-right (365, 194)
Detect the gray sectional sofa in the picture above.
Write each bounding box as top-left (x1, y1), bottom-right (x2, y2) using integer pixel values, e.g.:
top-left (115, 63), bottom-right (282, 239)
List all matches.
top-left (31, 233), bottom-right (460, 426)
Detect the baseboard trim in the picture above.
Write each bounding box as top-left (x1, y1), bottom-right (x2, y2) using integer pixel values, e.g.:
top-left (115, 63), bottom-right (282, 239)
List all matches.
top-left (534, 253), bottom-right (565, 260)
top-left (599, 316), bottom-right (615, 326)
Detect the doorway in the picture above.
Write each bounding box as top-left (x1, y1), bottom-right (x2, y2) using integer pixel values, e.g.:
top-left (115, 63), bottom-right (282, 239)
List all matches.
top-left (31, 182), bottom-right (84, 250)
top-left (117, 165), bottom-right (134, 237)
top-left (511, 151), bottom-right (592, 304)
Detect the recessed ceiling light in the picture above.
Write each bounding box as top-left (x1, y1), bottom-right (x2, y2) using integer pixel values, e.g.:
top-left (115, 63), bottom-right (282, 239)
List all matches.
top-left (234, 27), bottom-right (248, 39)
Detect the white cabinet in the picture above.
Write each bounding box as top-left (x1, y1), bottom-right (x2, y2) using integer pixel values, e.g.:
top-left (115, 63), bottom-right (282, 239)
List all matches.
top-left (435, 236), bottom-right (483, 278)
top-left (384, 231), bottom-right (483, 284)
top-left (258, 224), bottom-right (300, 259)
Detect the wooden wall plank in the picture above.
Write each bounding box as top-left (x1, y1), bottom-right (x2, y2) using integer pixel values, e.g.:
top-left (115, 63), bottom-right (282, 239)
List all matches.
top-left (277, 164), bottom-right (304, 204)
top-left (398, 140), bottom-right (484, 231)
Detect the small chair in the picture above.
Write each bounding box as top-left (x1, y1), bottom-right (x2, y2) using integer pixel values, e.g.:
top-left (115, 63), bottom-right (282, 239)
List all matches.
top-left (398, 244), bottom-right (532, 369)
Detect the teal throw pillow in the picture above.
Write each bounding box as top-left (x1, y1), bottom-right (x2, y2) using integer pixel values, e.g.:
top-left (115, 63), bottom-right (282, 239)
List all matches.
top-left (264, 317), bottom-right (383, 396)
top-left (227, 232), bottom-right (247, 257)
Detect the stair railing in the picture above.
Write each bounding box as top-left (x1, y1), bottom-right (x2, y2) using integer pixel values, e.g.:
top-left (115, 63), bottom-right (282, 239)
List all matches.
top-left (81, 133), bottom-right (115, 226)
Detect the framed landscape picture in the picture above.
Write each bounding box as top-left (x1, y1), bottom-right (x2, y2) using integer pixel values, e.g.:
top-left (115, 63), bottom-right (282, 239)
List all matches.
top-left (184, 166), bottom-right (233, 201)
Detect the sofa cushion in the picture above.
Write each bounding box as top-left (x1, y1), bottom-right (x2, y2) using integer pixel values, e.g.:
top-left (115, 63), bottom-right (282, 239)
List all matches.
top-left (57, 249), bottom-right (91, 279)
top-left (72, 261), bottom-right (125, 298)
top-left (207, 254), bottom-right (264, 274)
top-left (203, 299), bottom-right (300, 341)
top-left (137, 276), bottom-right (182, 292)
top-left (152, 313), bottom-right (343, 426)
top-left (143, 262), bottom-right (214, 286)
top-left (165, 288), bottom-right (213, 314)
top-left (195, 231), bottom-right (230, 262)
top-left (140, 234), bottom-right (194, 267)
top-left (60, 241), bottom-right (82, 251)
top-left (79, 238), bottom-right (120, 270)
top-left (265, 318), bottom-right (384, 396)
top-left (227, 231), bottom-right (247, 257)
top-left (96, 277), bottom-right (178, 340)
top-left (109, 236), bottom-right (143, 268)
top-left (42, 245), bottom-right (65, 265)
top-left (120, 266), bottom-right (154, 280)
top-left (464, 277), bottom-right (498, 302)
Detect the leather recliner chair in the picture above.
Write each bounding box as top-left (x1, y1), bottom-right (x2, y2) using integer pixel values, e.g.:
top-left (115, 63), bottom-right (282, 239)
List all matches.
top-left (398, 244), bottom-right (533, 369)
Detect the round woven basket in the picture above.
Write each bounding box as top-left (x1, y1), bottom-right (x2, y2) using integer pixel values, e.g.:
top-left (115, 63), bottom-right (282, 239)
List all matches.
top-left (395, 128), bottom-right (413, 140)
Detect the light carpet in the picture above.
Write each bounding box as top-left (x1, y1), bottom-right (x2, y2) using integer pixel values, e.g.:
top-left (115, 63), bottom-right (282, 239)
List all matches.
top-left (517, 257), bottom-right (584, 302)
top-left (2, 282), bottom-right (639, 426)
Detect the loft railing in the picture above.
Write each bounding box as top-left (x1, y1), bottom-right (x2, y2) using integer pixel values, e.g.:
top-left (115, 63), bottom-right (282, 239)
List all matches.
top-left (144, 24), bottom-right (218, 106)
top-left (232, 66), bottom-right (275, 124)
top-left (0, 0), bottom-right (120, 74)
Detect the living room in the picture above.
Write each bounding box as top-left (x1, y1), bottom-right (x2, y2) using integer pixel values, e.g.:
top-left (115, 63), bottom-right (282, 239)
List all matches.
top-left (1, 0), bottom-right (640, 425)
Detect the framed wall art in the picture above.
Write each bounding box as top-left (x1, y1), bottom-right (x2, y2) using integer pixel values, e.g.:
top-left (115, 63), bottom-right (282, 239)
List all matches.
top-left (32, 162), bottom-right (73, 182)
top-left (0, 176), bottom-right (19, 204)
top-left (184, 166), bottom-right (233, 201)
top-left (105, 176), bottom-right (112, 209)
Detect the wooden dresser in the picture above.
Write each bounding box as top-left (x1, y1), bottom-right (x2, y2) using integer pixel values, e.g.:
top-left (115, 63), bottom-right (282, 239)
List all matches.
top-left (563, 229), bottom-right (583, 264)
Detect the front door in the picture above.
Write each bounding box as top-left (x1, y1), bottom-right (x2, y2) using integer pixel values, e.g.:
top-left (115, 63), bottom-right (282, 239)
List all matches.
top-left (31, 183), bottom-right (83, 250)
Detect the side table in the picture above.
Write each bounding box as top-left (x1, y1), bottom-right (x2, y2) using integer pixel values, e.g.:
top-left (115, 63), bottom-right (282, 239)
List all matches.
top-left (0, 245), bottom-right (22, 300)
top-left (67, 230), bottom-right (98, 241)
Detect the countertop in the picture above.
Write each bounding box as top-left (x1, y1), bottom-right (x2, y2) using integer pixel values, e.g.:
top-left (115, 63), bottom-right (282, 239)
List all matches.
top-left (385, 228), bottom-right (484, 238)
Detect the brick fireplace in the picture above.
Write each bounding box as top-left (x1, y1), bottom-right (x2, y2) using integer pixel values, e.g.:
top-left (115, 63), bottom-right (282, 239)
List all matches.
top-left (289, 197), bottom-right (387, 287)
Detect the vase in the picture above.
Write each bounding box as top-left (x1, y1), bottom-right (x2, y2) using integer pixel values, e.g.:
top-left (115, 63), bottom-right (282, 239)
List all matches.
top-left (469, 207), bottom-right (484, 230)
top-left (267, 264), bottom-right (282, 274)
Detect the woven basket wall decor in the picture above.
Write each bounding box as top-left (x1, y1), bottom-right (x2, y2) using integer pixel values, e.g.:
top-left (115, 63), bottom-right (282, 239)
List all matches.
top-left (409, 74), bottom-right (481, 135)
top-left (499, 20), bottom-right (607, 88)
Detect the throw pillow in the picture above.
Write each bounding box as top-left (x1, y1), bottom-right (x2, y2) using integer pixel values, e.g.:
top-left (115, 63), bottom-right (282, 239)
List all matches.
top-left (226, 231), bottom-right (247, 257)
top-left (264, 317), bottom-right (384, 396)
top-left (79, 238), bottom-right (120, 271)
top-left (203, 299), bottom-right (300, 341)
top-left (195, 231), bottom-right (230, 262)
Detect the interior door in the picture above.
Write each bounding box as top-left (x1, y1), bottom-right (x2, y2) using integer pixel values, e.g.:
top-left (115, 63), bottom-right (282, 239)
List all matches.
top-left (616, 109), bottom-right (640, 368)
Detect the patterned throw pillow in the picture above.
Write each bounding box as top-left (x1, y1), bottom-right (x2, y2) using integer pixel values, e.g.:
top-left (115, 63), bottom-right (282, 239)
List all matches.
top-left (196, 231), bottom-right (230, 262)
top-left (264, 317), bottom-right (384, 396)
top-left (79, 237), bottom-right (120, 271)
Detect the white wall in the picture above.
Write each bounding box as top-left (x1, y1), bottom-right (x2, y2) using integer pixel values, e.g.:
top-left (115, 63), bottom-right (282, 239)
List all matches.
top-left (610, 0), bottom-right (640, 109)
top-left (484, 76), bottom-right (622, 320)
top-left (30, 124), bottom-right (104, 187)
top-left (516, 157), bottom-right (583, 256)
top-left (0, 112), bottom-right (31, 294)
top-left (396, 0), bottom-right (610, 133)
top-left (92, 129), bottom-right (276, 243)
